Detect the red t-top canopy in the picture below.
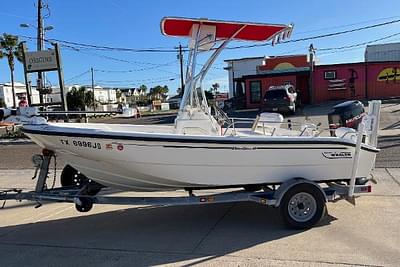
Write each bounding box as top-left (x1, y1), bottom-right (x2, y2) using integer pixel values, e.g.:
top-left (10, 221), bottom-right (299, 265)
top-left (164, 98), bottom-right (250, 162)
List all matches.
top-left (161, 17), bottom-right (291, 42)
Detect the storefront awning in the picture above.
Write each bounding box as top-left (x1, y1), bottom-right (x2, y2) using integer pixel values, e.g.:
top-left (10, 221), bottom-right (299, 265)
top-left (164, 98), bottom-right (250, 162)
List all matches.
top-left (257, 66), bottom-right (310, 76)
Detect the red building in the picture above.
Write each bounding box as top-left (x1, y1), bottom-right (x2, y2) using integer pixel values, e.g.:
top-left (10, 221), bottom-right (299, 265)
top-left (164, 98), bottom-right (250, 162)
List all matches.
top-left (241, 54), bottom-right (400, 108)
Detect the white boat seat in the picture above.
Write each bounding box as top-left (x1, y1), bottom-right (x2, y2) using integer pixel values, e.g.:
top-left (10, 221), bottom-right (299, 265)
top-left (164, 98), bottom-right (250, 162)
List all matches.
top-left (235, 129), bottom-right (264, 136)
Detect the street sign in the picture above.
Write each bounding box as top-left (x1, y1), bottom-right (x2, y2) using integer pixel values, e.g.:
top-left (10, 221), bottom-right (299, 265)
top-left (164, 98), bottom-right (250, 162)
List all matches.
top-left (25, 50), bottom-right (58, 72)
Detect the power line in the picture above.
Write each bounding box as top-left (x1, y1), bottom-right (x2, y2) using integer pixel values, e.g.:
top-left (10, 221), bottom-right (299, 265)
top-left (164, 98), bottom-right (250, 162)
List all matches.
top-left (97, 76), bottom-right (179, 83)
top-left (47, 37), bottom-right (179, 53)
top-left (96, 77), bottom-right (179, 87)
top-left (225, 18), bottom-right (400, 50)
top-left (18, 18), bottom-right (400, 53)
top-left (294, 16), bottom-right (400, 35)
top-left (65, 70), bottom-right (90, 82)
top-left (60, 45), bottom-right (180, 75)
top-left (94, 61), bottom-right (178, 73)
top-left (318, 32), bottom-right (400, 51)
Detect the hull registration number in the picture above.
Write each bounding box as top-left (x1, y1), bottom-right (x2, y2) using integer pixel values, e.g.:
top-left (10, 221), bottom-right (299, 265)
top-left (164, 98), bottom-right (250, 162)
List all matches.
top-left (60, 139), bottom-right (101, 149)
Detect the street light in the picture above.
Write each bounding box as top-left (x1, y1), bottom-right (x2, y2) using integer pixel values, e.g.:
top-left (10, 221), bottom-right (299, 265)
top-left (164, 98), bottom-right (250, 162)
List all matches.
top-left (20, 23), bottom-right (54, 32)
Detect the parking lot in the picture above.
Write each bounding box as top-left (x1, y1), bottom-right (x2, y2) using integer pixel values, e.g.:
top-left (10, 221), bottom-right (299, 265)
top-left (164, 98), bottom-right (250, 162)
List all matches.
top-left (0, 101), bottom-right (399, 266)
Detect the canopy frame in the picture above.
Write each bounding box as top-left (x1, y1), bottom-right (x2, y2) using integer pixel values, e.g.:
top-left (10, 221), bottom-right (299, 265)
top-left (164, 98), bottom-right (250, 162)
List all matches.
top-left (160, 17), bottom-right (293, 131)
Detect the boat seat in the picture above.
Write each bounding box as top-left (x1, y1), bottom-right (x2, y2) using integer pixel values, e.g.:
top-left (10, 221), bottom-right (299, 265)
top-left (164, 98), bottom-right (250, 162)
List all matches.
top-left (235, 129), bottom-right (264, 136)
top-left (335, 127), bottom-right (357, 141)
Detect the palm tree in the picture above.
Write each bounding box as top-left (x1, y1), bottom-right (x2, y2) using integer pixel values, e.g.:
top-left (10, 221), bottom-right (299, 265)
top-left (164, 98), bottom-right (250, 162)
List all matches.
top-left (139, 84), bottom-right (147, 93)
top-left (211, 83), bottom-right (220, 97)
top-left (0, 34), bottom-right (24, 108)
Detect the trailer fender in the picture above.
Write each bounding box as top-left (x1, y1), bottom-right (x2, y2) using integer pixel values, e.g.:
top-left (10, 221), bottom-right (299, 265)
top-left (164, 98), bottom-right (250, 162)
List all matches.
top-left (273, 178), bottom-right (327, 207)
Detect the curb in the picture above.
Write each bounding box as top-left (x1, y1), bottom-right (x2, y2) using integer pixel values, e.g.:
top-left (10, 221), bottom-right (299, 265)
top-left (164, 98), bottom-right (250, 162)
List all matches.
top-left (0, 139), bottom-right (33, 145)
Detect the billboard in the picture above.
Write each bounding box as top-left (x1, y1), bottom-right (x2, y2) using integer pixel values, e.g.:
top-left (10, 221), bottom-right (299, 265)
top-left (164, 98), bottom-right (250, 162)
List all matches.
top-left (25, 50), bottom-right (58, 72)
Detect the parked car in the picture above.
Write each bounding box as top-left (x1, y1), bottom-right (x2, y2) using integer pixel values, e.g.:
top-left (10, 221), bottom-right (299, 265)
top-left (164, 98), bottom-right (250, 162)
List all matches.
top-left (261, 85), bottom-right (297, 114)
top-left (328, 100), bottom-right (365, 136)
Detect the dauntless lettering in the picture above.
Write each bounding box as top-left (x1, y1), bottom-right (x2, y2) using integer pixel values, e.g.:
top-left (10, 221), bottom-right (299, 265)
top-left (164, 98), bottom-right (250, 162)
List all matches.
top-left (60, 139), bottom-right (101, 149)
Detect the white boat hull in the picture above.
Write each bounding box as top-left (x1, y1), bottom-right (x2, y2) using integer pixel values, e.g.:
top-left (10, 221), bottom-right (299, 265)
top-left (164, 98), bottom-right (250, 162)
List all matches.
top-left (23, 123), bottom-right (378, 191)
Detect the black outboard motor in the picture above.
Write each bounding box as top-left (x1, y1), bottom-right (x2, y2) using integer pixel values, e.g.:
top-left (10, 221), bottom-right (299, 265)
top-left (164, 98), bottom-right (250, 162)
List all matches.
top-left (328, 100), bottom-right (365, 136)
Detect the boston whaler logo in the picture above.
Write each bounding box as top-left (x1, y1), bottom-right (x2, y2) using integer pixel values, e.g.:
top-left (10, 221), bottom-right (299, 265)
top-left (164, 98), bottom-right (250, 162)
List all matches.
top-left (322, 151), bottom-right (352, 159)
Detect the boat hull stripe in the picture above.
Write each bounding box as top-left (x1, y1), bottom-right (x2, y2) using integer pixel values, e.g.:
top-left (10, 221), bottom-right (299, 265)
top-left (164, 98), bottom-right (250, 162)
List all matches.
top-left (22, 128), bottom-right (380, 153)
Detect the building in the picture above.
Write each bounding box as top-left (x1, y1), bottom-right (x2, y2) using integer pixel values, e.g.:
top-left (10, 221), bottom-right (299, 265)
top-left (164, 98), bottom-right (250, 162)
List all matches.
top-left (227, 43), bottom-right (400, 108)
top-left (313, 61), bottom-right (400, 103)
top-left (243, 55), bottom-right (310, 108)
top-left (365, 42), bottom-right (400, 62)
top-left (45, 86), bottom-right (63, 104)
top-left (0, 82), bottom-right (40, 108)
top-left (167, 94), bottom-right (182, 109)
top-left (73, 85), bottom-right (117, 104)
top-left (224, 57), bottom-right (264, 98)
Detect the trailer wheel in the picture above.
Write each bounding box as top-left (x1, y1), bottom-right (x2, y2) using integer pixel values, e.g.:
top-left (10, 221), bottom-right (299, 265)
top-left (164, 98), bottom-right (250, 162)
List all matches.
top-left (75, 197), bottom-right (93, 212)
top-left (280, 183), bottom-right (326, 229)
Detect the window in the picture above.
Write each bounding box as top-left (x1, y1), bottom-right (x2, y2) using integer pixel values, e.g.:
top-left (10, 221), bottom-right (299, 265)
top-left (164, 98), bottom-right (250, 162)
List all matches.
top-left (264, 89), bottom-right (287, 99)
top-left (324, 71), bottom-right (337, 80)
top-left (235, 81), bottom-right (245, 97)
top-left (249, 81), bottom-right (261, 103)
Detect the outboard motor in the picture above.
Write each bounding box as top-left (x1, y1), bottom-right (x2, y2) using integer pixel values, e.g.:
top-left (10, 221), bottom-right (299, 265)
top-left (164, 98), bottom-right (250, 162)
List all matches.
top-left (328, 100), bottom-right (365, 136)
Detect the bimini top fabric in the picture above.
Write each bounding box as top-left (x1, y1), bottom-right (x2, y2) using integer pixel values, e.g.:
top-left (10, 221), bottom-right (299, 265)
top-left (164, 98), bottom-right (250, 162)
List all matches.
top-left (161, 17), bottom-right (292, 42)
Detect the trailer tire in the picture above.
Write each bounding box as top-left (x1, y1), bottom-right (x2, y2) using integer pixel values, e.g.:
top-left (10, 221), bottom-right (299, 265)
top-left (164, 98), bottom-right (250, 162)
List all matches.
top-left (75, 197), bottom-right (93, 212)
top-left (280, 183), bottom-right (326, 229)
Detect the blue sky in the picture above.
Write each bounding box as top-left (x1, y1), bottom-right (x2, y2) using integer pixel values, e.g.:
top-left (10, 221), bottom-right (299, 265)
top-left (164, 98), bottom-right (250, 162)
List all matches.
top-left (1, 0), bottom-right (400, 94)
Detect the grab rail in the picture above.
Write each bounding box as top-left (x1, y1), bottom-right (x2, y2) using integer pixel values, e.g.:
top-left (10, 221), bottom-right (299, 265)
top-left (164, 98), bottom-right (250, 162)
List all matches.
top-left (221, 117), bottom-right (312, 136)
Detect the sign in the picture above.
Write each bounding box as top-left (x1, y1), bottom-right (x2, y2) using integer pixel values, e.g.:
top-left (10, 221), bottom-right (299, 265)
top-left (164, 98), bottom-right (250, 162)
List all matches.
top-left (152, 100), bottom-right (162, 106)
top-left (377, 67), bottom-right (400, 82)
top-left (25, 50), bottom-right (58, 72)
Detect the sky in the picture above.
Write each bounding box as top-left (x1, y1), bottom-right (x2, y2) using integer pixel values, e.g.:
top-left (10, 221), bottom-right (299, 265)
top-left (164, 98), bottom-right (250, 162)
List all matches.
top-left (1, 0), bottom-right (400, 95)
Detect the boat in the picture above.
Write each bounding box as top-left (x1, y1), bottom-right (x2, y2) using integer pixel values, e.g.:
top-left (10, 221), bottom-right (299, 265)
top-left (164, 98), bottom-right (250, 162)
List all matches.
top-left (3, 17), bottom-right (381, 192)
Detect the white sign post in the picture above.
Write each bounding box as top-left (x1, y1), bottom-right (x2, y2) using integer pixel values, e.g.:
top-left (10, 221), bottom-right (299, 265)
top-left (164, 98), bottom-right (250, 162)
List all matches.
top-left (25, 50), bottom-right (58, 73)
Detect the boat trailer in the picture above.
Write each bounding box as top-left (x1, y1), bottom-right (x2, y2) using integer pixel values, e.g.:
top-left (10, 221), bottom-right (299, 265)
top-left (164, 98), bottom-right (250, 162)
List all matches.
top-left (0, 146), bottom-right (373, 229)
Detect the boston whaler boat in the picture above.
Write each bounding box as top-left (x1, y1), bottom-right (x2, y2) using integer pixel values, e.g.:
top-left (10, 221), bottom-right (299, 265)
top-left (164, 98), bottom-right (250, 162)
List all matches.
top-left (0, 17), bottom-right (381, 228)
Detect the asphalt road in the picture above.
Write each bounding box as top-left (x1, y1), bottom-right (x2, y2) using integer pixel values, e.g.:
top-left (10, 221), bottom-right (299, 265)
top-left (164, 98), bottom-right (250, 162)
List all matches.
top-left (1, 106), bottom-right (399, 266)
top-left (0, 168), bottom-right (399, 266)
top-left (376, 135), bottom-right (400, 168)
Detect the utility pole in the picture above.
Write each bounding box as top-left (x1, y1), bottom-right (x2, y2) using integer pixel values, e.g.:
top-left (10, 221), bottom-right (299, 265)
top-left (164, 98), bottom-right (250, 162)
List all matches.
top-left (37, 0), bottom-right (44, 104)
top-left (308, 44), bottom-right (315, 104)
top-left (91, 67), bottom-right (96, 113)
top-left (175, 44), bottom-right (185, 96)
